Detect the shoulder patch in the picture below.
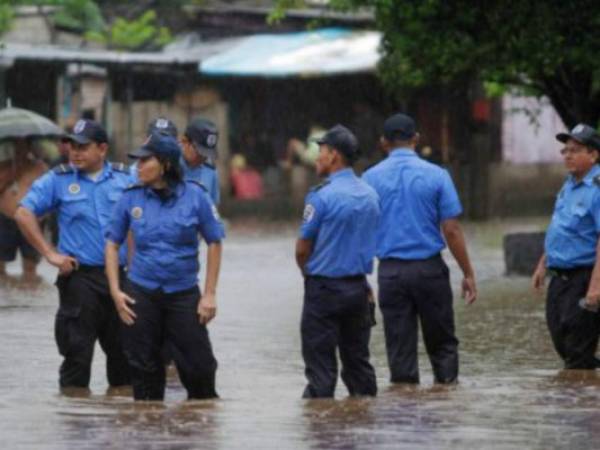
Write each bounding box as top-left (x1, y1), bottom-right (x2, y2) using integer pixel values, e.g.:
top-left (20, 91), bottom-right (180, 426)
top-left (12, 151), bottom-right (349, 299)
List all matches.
top-left (110, 162), bottom-right (130, 173)
top-left (52, 163), bottom-right (74, 175)
top-left (186, 179), bottom-right (208, 192)
top-left (125, 183), bottom-right (144, 191)
top-left (310, 179), bottom-right (330, 192)
top-left (594, 175), bottom-right (600, 186)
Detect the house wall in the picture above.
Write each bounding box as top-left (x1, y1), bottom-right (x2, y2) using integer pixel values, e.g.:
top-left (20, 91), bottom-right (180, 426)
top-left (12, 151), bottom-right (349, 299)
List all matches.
top-left (502, 95), bottom-right (565, 164)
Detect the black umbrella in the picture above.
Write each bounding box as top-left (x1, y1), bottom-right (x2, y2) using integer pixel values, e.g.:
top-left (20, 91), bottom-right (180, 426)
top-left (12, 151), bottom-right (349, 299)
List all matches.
top-left (0, 107), bottom-right (64, 141)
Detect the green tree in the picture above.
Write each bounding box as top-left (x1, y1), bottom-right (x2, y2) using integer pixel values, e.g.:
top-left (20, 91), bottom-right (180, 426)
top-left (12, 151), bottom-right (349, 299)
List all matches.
top-left (0, 1), bottom-right (172, 50)
top-left (274, 0), bottom-right (600, 128)
top-left (86, 9), bottom-right (172, 50)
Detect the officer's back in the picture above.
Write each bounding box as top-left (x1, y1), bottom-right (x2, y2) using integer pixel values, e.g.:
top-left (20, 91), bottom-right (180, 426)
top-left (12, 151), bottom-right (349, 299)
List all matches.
top-left (304, 169), bottom-right (379, 277)
top-left (363, 132), bottom-right (461, 260)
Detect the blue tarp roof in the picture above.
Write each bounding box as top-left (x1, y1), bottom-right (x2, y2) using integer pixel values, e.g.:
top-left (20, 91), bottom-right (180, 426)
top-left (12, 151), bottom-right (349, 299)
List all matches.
top-left (199, 28), bottom-right (381, 77)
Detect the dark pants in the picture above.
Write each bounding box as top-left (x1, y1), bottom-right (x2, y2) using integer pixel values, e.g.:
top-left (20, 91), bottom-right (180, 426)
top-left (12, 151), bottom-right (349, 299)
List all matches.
top-left (122, 281), bottom-right (218, 401)
top-left (378, 256), bottom-right (458, 384)
top-left (55, 267), bottom-right (130, 388)
top-left (546, 267), bottom-right (600, 369)
top-left (301, 275), bottom-right (376, 398)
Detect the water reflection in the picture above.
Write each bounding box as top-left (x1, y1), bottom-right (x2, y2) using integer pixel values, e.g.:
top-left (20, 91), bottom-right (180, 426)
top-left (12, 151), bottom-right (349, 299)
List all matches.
top-left (1, 222), bottom-right (600, 449)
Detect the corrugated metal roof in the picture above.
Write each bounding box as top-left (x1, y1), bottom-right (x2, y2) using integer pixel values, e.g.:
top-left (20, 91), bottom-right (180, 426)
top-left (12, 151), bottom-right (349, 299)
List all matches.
top-left (199, 28), bottom-right (381, 77)
top-left (0, 38), bottom-right (241, 68)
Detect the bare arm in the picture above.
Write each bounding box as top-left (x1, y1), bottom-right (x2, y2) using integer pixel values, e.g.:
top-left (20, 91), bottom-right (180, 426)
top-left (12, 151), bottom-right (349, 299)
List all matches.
top-left (441, 218), bottom-right (477, 304)
top-left (531, 253), bottom-right (547, 293)
top-left (584, 239), bottom-right (600, 308)
top-left (198, 241), bottom-right (222, 325)
top-left (14, 206), bottom-right (78, 275)
top-left (295, 238), bottom-right (313, 275)
top-left (105, 240), bottom-right (136, 325)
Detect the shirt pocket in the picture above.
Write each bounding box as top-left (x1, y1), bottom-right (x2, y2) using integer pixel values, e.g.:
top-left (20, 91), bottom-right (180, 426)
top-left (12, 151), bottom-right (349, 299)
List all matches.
top-left (130, 217), bottom-right (148, 247)
top-left (60, 195), bottom-right (89, 223)
top-left (565, 205), bottom-right (588, 231)
top-left (174, 214), bottom-right (200, 244)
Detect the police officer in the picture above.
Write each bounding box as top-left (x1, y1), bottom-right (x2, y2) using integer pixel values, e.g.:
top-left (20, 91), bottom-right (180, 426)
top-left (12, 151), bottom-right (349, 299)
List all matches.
top-left (129, 117), bottom-right (179, 180)
top-left (105, 133), bottom-right (224, 401)
top-left (363, 113), bottom-right (477, 384)
top-left (532, 123), bottom-right (600, 369)
top-left (180, 117), bottom-right (220, 205)
top-left (14, 119), bottom-right (131, 390)
top-left (296, 124), bottom-right (379, 398)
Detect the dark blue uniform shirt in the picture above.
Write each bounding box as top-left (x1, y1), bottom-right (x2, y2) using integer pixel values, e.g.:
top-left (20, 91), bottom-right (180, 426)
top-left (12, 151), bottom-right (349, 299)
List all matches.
top-left (20, 162), bottom-right (131, 266)
top-left (106, 181), bottom-right (225, 293)
top-left (545, 164), bottom-right (600, 269)
top-left (362, 148), bottom-right (462, 260)
top-left (181, 158), bottom-right (220, 205)
top-left (299, 168), bottom-right (380, 277)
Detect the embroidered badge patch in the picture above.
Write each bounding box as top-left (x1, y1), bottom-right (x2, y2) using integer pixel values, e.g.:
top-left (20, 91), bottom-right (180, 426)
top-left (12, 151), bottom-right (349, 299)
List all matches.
top-left (68, 183), bottom-right (80, 194)
top-left (131, 206), bottom-right (143, 219)
top-left (303, 204), bottom-right (315, 222)
top-left (73, 119), bottom-right (86, 134)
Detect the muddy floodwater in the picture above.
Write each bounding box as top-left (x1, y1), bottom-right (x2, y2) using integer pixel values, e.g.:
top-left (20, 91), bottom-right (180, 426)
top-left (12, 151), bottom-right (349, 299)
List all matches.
top-left (1, 219), bottom-right (599, 449)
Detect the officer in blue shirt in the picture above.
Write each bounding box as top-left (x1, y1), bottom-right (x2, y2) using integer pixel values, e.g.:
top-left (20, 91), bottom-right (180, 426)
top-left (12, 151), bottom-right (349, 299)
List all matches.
top-left (179, 118), bottom-right (220, 205)
top-left (363, 113), bottom-right (477, 385)
top-left (14, 119), bottom-right (131, 390)
top-left (532, 123), bottom-right (600, 369)
top-left (129, 117), bottom-right (179, 180)
top-left (105, 133), bottom-right (225, 401)
top-left (296, 124), bottom-right (380, 398)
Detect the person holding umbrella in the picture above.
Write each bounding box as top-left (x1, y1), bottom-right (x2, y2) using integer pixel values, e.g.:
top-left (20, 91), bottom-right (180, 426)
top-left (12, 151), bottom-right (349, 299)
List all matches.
top-left (0, 107), bottom-right (63, 281)
top-left (14, 118), bottom-right (132, 391)
top-left (105, 132), bottom-right (224, 401)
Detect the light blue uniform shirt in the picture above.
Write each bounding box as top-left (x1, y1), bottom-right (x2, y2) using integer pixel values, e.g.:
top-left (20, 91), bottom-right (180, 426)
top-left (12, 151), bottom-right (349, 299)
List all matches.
top-left (181, 158), bottom-right (220, 205)
top-left (362, 148), bottom-right (462, 260)
top-left (545, 164), bottom-right (600, 269)
top-left (106, 181), bottom-right (225, 293)
top-left (20, 162), bottom-right (132, 266)
top-left (299, 168), bottom-right (380, 277)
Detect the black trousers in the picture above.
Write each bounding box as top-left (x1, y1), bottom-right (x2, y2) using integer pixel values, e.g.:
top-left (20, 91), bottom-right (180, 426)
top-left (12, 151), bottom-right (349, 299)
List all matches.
top-left (55, 267), bottom-right (130, 388)
top-left (546, 267), bottom-right (600, 369)
top-left (301, 275), bottom-right (377, 398)
top-left (378, 256), bottom-right (458, 384)
top-left (122, 281), bottom-right (218, 401)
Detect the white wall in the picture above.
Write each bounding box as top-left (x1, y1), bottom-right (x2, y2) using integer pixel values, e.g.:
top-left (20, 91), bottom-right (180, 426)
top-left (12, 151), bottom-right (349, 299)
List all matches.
top-left (502, 95), bottom-right (566, 164)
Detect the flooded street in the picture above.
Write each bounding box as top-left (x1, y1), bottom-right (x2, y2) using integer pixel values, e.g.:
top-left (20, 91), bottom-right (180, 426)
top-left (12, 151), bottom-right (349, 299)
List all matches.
top-left (1, 219), bottom-right (599, 449)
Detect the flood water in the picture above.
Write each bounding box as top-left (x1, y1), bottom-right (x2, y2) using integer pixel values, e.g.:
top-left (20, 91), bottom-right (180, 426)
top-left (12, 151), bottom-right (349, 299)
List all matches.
top-left (1, 219), bottom-right (599, 449)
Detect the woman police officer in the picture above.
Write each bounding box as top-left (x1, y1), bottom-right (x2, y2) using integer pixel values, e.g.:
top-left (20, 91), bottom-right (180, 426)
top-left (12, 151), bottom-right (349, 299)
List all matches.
top-left (105, 133), bottom-right (225, 401)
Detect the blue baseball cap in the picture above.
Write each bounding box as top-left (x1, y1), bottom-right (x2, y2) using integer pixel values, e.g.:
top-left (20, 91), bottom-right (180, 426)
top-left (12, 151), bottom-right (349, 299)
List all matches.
top-left (128, 132), bottom-right (181, 163)
top-left (64, 119), bottom-right (108, 144)
top-left (383, 113), bottom-right (416, 140)
top-left (316, 124), bottom-right (358, 161)
top-left (147, 117), bottom-right (178, 138)
top-left (185, 118), bottom-right (219, 160)
top-left (556, 123), bottom-right (600, 151)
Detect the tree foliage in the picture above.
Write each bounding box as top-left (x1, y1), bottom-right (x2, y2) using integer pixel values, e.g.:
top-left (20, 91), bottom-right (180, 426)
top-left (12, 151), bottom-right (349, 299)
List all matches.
top-left (0, 0), bottom-right (173, 50)
top-left (86, 9), bottom-right (172, 50)
top-left (274, 0), bottom-right (600, 128)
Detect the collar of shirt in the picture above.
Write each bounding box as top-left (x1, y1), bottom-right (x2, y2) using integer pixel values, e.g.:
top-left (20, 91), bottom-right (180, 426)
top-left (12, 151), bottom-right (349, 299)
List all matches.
top-left (72, 161), bottom-right (114, 182)
top-left (144, 181), bottom-right (185, 200)
top-left (567, 164), bottom-right (600, 189)
top-left (390, 148), bottom-right (417, 158)
top-left (326, 167), bottom-right (354, 183)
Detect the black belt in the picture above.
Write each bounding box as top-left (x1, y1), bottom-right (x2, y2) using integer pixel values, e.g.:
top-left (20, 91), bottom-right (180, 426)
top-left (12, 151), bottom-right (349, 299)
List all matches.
top-left (307, 274), bottom-right (366, 282)
top-left (380, 253), bottom-right (442, 264)
top-left (547, 266), bottom-right (593, 280)
top-left (77, 264), bottom-right (105, 272)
